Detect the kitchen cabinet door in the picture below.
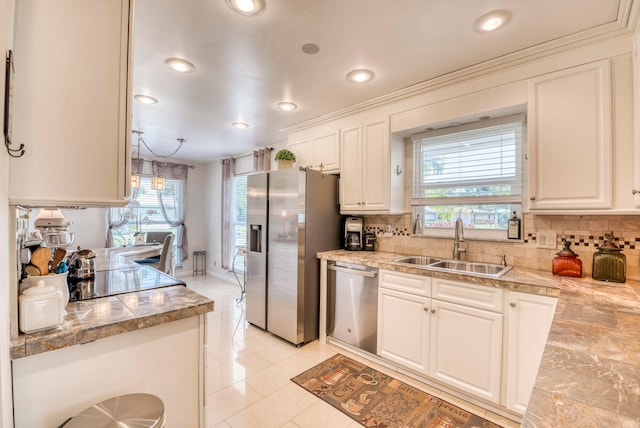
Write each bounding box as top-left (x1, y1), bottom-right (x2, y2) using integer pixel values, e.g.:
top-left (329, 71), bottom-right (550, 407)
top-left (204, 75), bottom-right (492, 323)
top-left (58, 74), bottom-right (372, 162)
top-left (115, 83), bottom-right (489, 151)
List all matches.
top-left (429, 299), bottom-right (503, 404)
top-left (633, 30), bottom-right (640, 208)
top-left (311, 131), bottom-right (340, 173)
top-left (339, 125), bottom-right (363, 211)
top-left (527, 60), bottom-right (612, 210)
top-left (288, 132), bottom-right (340, 173)
top-left (505, 291), bottom-right (557, 414)
top-left (361, 118), bottom-right (391, 210)
top-left (288, 138), bottom-right (310, 169)
top-left (377, 287), bottom-right (430, 374)
top-left (9, 0), bottom-right (132, 207)
top-left (339, 117), bottom-right (403, 214)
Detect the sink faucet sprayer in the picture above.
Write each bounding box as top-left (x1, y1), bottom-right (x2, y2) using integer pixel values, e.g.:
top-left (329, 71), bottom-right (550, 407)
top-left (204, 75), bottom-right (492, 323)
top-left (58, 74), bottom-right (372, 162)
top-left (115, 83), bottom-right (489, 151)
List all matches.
top-left (453, 217), bottom-right (466, 260)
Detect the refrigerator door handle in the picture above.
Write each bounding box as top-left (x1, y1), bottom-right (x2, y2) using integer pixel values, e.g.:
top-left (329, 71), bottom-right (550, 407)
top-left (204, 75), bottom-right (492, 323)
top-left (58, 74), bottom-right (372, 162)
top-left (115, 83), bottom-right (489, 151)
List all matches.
top-left (327, 263), bottom-right (378, 278)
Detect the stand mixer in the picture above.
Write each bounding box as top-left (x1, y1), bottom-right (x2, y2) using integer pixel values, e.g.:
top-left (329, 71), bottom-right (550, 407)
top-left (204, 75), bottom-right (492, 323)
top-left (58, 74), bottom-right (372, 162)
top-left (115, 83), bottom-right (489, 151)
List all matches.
top-left (33, 209), bottom-right (76, 249)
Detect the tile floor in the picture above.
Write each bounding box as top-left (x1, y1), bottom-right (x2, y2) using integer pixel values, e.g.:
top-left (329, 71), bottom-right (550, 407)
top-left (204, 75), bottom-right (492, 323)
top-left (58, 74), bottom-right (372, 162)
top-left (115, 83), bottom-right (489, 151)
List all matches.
top-left (185, 275), bottom-right (520, 428)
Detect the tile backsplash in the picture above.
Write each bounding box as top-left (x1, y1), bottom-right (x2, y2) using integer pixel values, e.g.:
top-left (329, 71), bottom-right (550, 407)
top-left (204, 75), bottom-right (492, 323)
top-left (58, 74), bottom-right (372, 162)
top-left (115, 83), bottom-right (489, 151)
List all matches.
top-left (364, 214), bottom-right (640, 281)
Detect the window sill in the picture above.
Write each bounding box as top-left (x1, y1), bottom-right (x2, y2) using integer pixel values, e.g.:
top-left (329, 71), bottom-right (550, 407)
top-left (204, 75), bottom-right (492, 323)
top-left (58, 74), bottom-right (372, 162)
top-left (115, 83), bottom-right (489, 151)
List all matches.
top-left (411, 229), bottom-right (524, 243)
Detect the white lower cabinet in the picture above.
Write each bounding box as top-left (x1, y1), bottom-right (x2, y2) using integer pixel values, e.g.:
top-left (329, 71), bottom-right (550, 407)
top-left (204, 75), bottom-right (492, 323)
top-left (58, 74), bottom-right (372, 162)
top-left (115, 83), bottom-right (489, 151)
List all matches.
top-left (429, 299), bottom-right (503, 403)
top-left (376, 269), bottom-right (555, 413)
top-left (505, 291), bottom-right (558, 414)
top-left (377, 287), bottom-right (430, 373)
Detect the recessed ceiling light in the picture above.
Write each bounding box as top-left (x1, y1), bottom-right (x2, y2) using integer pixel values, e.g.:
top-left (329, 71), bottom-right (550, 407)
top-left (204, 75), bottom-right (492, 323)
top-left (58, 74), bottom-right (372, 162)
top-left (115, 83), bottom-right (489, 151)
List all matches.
top-left (232, 121), bottom-right (250, 129)
top-left (225, 0), bottom-right (266, 16)
top-left (134, 94), bottom-right (158, 104)
top-left (277, 102), bottom-right (297, 111)
top-left (476, 10), bottom-right (511, 32)
top-left (346, 69), bottom-right (374, 83)
top-left (165, 58), bottom-right (196, 73)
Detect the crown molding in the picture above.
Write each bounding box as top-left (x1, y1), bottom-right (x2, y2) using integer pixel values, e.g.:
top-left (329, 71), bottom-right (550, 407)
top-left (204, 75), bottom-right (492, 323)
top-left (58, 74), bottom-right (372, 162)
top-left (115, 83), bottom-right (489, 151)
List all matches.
top-left (281, 14), bottom-right (636, 135)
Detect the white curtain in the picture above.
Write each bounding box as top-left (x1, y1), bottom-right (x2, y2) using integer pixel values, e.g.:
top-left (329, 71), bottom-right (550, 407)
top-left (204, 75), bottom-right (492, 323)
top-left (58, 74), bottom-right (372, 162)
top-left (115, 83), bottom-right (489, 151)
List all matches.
top-left (221, 158), bottom-right (235, 270)
top-left (152, 161), bottom-right (189, 261)
top-left (105, 158), bottom-right (143, 247)
top-left (253, 148), bottom-right (272, 172)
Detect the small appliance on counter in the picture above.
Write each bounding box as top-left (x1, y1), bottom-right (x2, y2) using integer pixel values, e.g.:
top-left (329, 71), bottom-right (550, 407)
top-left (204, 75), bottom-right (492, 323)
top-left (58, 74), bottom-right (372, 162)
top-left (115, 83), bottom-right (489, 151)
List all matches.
top-left (68, 249), bottom-right (97, 280)
top-left (364, 232), bottom-right (378, 251)
top-left (34, 208), bottom-right (75, 248)
top-left (552, 240), bottom-right (582, 278)
top-left (344, 217), bottom-right (364, 251)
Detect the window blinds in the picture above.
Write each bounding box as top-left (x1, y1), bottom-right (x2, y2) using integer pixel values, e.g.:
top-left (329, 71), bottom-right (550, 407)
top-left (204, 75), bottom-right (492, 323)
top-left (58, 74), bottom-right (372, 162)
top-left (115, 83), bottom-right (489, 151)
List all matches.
top-left (412, 114), bottom-right (525, 206)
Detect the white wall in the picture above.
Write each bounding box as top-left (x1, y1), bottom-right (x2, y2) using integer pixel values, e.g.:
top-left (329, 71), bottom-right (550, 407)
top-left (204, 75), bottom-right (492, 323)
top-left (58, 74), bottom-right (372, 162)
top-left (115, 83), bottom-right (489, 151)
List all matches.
top-left (1, 0), bottom-right (15, 425)
top-left (203, 142), bottom-right (287, 282)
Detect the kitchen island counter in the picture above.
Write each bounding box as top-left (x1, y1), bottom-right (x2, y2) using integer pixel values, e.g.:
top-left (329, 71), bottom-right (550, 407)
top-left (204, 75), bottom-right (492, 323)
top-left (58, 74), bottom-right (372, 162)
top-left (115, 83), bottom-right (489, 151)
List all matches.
top-left (11, 252), bottom-right (213, 427)
top-left (10, 284), bottom-right (213, 359)
top-left (317, 250), bottom-right (640, 427)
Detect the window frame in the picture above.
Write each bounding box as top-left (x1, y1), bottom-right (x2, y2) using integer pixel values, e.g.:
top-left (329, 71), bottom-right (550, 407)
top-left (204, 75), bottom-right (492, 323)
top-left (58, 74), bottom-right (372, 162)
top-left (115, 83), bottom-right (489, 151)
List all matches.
top-left (410, 113), bottom-right (526, 240)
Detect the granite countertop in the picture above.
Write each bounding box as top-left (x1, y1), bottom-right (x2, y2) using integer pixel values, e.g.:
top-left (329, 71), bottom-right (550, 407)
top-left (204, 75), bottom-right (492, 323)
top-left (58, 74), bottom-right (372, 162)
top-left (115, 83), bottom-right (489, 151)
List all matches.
top-left (11, 285), bottom-right (213, 360)
top-left (317, 250), bottom-right (640, 426)
top-left (12, 248), bottom-right (213, 360)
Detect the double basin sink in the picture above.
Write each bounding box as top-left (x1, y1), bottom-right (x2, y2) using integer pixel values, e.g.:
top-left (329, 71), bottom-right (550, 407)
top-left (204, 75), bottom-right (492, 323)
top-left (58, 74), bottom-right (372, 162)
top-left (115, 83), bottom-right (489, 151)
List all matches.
top-left (392, 256), bottom-right (512, 278)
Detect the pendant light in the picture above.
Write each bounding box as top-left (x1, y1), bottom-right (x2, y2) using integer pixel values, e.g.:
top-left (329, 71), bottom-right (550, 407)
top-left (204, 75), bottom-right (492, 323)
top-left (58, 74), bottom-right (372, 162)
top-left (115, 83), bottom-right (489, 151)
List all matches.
top-left (151, 176), bottom-right (166, 191)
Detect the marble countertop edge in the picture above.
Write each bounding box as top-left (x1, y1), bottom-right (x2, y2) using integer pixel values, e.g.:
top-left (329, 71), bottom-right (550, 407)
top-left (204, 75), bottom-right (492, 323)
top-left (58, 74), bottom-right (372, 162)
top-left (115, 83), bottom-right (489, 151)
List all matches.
top-left (11, 285), bottom-right (214, 360)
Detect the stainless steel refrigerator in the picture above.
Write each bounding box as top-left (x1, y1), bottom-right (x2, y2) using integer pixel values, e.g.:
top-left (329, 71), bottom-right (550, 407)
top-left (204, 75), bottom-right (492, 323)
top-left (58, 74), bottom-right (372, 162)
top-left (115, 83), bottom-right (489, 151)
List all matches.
top-left (246, 167), bottom-right (340, 345)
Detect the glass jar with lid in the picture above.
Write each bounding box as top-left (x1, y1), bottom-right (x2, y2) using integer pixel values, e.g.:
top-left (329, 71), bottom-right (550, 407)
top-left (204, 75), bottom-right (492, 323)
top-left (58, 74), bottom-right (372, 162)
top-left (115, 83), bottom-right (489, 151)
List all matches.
top-left (552, 240), bottom-right (582, 278)
top-left (592, 232), bottom-right (626, 283)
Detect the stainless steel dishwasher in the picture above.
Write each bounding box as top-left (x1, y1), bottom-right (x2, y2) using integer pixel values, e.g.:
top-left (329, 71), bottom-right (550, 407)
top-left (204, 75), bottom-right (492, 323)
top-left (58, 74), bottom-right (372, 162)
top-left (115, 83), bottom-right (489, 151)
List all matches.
top-left (327, 261), bottom-right (378, 354)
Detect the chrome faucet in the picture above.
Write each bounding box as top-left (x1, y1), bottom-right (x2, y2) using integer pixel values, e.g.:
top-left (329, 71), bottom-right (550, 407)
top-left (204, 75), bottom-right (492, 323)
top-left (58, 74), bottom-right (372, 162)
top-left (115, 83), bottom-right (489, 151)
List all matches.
top-left (453, 217), bottom-right (466, 260)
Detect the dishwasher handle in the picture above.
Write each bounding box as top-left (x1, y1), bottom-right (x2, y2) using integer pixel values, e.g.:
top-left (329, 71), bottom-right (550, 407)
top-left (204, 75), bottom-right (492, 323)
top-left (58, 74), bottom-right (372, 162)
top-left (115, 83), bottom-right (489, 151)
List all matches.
top-left (327, 262), bottom-right (378, 278)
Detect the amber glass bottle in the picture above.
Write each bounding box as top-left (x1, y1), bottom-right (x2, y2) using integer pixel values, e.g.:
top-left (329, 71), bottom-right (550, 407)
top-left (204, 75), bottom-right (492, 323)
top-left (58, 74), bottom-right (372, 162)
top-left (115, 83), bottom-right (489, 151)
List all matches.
top-left (552, 240), bottom-right (582, 278)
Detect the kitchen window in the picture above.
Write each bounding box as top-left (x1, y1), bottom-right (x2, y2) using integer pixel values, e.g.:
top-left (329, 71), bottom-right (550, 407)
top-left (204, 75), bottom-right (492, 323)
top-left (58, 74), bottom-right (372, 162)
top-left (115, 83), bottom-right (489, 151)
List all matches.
top-left (411, 114), bottom-right (525, 239)
top-left (108, 176), bottom-right (184, 262)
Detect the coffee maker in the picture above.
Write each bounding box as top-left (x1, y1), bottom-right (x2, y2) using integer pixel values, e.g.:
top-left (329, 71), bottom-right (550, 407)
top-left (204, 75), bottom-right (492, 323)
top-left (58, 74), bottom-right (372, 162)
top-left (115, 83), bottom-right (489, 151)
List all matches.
top-left (344, 217), bottom-right (364, 251)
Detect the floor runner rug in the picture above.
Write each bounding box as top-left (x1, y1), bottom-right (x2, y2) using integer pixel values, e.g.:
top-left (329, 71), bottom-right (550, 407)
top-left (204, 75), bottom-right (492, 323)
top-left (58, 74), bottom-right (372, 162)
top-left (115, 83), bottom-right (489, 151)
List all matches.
top-left (291, 353), bottom-right (503, 428)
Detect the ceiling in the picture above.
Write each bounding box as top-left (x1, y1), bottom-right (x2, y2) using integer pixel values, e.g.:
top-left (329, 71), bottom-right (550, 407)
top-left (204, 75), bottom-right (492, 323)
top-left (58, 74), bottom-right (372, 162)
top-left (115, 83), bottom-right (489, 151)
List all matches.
top-left (131, 0), bottom-right (633, 163)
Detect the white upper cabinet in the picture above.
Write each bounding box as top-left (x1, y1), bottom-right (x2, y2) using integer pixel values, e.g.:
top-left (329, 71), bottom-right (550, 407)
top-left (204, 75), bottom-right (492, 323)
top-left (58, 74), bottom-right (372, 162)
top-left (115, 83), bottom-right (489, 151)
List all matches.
top-left (287, 130), bottom-right (340, 173)
top-left (633, 29), bottom-right (640, 208)
top-left (527, 60), bottom-right (612, 210)
top-left (9, 0), bottom-right (132, 207)
top-left (339, 117), bottom-right (404, 214)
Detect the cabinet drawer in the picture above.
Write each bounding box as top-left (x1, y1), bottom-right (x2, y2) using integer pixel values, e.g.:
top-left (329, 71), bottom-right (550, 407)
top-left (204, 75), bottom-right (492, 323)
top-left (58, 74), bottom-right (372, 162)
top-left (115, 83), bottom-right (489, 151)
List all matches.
top-left (432, 278), bottom-right (503, 312)
top-left (379, 269), bottom-right (431, 296)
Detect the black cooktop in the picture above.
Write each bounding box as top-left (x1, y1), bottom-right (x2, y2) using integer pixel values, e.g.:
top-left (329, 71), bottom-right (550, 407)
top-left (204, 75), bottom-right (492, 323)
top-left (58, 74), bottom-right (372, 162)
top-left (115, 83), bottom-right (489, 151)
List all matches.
top-left (68, 266), bottom-right (185, 302)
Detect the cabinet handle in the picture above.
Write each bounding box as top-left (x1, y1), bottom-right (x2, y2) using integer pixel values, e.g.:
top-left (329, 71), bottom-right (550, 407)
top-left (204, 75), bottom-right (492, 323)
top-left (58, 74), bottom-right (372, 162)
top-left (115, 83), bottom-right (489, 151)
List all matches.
top-left (431, 308), bottom-right (436, 314)
top-left (510, 302), bottom-right (516, 308)
top-left (633, 189), bottom-right (640, 195)
top-left (529, 196), bottom-right (536, 201)
top-left (423, 306), bottom-right (428, 312)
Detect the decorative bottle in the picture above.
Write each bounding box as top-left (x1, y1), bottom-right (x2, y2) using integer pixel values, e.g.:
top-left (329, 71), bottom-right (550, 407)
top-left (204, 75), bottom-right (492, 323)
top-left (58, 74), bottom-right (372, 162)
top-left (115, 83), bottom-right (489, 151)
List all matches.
top-left (592, 232), bottom-right (626, 283)
top-left (507, 211), bottom-right (521, 240)
top-left (414, 214), bottom-right (422, 235)
top-left (552, 240), bottom-right (582, 278)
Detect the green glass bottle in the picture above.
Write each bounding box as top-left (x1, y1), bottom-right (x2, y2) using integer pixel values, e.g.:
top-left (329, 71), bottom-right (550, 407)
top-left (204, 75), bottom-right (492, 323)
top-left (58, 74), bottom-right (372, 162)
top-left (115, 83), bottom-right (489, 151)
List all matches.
top-left (592, 232), bottom-right (626, 283)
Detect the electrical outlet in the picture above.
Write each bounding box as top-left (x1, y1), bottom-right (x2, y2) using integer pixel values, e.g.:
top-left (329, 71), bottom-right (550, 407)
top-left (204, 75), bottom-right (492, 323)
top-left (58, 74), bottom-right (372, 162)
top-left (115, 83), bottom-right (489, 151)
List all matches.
top-left (536, 232), bottom-right (557, 249)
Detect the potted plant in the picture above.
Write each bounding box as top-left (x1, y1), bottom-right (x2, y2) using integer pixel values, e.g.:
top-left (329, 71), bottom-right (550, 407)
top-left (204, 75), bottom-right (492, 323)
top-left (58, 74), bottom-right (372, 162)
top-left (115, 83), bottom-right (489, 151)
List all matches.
top-left (275, 149), bottom-right (296, 169)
